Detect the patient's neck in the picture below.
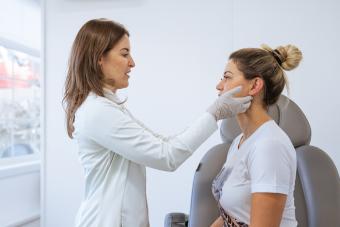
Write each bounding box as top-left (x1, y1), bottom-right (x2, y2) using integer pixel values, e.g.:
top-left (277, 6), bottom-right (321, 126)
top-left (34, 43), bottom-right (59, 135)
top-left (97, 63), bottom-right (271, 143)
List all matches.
top-left (237, 100), bottom-right (271, 141)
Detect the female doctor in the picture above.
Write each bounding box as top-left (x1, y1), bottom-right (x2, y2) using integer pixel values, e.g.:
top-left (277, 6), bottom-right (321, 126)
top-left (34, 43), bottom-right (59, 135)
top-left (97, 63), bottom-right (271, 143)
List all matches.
top-left (63, 18), bottom-right (252, 227)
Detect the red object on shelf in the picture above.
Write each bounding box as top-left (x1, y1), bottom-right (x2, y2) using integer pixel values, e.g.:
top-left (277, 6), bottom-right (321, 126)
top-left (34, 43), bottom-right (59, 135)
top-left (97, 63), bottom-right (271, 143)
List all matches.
top-left (0, 47), bottom-right (39, 89)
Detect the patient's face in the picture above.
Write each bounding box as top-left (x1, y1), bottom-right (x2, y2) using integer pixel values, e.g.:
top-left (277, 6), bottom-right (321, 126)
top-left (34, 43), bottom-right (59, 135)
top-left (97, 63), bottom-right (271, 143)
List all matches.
top-left (216, 60), bottom-right (251, 97)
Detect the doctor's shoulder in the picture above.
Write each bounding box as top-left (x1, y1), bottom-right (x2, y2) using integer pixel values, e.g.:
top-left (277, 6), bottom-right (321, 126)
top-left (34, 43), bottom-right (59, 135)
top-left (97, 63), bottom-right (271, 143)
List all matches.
top-left (76, 93), bottom-right (127, 128)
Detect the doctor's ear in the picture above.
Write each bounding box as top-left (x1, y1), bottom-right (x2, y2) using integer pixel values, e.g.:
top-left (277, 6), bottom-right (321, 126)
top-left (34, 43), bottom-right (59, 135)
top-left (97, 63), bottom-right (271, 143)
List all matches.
top-left (249, 77), bottom-right (264, 96)
top-left (98, 57), bottom-right (103, 66)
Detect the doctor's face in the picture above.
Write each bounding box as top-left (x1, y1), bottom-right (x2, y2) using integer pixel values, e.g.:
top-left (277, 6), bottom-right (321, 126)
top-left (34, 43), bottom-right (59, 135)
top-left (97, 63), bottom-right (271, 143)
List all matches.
top-left (99, 34), bottom-right (135, 92)
top-left (216, 60), bottom-right (251, 97)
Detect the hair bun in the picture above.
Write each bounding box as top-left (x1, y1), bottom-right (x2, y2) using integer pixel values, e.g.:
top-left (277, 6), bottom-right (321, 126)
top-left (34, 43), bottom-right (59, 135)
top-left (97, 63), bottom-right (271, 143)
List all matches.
top-left (261, 44), bottom-right (303, 71)
top-left (276, 44), bottom-right (303, 71)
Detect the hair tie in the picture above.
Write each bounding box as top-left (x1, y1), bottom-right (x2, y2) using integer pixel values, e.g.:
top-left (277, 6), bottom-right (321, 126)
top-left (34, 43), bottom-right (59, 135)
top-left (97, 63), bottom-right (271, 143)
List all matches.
top-left (271, 49), bottom-right (283, 65)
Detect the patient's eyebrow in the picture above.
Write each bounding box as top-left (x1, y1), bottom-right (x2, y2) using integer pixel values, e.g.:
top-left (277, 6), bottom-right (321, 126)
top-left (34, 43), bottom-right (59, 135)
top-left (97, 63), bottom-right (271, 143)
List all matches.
top-left (224, 71), bottom-right (233, 75)
top-left (120, 48), bottom-right (130, 52)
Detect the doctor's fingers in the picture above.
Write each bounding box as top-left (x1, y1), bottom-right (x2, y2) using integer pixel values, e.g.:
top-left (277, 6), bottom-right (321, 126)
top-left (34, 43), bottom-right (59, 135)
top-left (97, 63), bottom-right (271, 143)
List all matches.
top-left (235, 95), bottom-right (253, 104)
top-left (224, 86), bottom-right (242, 96)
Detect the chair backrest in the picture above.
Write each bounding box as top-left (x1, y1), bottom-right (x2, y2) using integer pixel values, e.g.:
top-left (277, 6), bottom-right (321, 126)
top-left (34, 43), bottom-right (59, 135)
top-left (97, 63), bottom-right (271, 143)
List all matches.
top-left (295, 145), bottom-right (340, 227)
top-left (188, 95), bottom-right (340, 227)
top-left (188, 143), bottom-right (230, 227)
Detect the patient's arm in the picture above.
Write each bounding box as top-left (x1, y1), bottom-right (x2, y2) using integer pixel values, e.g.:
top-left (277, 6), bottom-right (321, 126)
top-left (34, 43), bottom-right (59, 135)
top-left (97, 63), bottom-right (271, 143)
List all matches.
top-left (210, 216), bottom-right (224, 227)
top-left (250, 192), bottom-right (287, 227)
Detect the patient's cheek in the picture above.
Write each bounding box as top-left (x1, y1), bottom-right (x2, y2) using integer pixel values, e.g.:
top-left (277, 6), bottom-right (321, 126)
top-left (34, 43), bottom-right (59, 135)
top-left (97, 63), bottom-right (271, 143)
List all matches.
top-left (238, 88), bottom-right (249, 97)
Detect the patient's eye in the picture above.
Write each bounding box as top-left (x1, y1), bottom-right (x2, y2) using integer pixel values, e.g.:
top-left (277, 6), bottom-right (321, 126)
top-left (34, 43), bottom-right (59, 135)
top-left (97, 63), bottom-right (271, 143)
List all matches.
top-left (222, 71), bottom-right (233, 80)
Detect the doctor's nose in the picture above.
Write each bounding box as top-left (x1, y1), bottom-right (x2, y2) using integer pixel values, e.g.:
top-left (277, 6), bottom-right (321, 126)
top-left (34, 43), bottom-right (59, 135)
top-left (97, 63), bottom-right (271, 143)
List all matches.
top-left (129, 56), bottom-right (135, 68)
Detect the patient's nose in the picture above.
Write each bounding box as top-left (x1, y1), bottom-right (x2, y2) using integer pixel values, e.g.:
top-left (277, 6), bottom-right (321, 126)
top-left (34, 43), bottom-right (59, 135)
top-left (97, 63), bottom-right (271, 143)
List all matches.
top-left (216, 80), bottom-right (224, 91)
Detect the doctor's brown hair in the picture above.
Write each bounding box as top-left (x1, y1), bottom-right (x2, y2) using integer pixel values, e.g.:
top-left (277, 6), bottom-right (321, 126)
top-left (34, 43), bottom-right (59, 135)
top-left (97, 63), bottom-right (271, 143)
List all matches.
top-left (63, 18), bottom-right (129, 138)
top-left (229, 44), bottom-right (302, 106)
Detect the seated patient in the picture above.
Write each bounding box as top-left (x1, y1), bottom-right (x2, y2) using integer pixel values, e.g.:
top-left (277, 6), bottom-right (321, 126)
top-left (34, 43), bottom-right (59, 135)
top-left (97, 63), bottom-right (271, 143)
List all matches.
top-left (210, 44), bottom-right (302, 227)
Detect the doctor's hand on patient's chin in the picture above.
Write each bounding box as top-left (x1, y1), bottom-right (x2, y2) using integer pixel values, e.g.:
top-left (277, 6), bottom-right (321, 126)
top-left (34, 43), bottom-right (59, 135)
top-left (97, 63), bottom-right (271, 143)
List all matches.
top-left (207, 86), bottom-right (252, 121)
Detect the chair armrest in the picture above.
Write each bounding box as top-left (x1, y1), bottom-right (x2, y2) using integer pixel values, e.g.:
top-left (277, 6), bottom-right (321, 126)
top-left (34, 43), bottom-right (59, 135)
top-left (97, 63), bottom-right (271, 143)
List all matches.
top-left (164, 212), bottom-right (189, 227)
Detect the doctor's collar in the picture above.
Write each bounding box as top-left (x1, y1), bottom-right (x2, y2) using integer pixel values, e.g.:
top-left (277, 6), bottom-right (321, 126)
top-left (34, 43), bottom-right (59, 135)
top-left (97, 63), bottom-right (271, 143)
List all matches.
top-left (103, 88), bottom-right (127, 105)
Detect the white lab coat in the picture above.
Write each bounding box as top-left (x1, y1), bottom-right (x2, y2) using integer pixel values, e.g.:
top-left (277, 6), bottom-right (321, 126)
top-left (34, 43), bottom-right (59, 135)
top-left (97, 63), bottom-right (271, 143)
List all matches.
top-left (73, 90), bottom-right (217, 227)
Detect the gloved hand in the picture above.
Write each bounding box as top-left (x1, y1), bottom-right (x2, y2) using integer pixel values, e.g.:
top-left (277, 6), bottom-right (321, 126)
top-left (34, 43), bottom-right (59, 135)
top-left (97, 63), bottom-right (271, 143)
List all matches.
top-left (207, 86), bottom-right (252, 121)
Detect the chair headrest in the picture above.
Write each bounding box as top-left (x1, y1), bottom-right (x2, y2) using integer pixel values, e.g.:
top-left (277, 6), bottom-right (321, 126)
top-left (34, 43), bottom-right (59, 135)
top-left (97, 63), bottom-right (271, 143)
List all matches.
top-left (220, 95), bottom-right (311, 147)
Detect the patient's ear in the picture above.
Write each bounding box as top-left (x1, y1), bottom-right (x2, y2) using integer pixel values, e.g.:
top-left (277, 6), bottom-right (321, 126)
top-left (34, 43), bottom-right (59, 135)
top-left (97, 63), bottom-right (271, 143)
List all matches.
top-left (249, 77), bottom-right (264, 96)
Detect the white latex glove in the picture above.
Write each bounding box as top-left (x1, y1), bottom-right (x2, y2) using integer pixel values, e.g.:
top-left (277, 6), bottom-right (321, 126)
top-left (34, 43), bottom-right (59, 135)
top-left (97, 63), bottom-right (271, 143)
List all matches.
top-left (207, 86), bottom-right (252, 121)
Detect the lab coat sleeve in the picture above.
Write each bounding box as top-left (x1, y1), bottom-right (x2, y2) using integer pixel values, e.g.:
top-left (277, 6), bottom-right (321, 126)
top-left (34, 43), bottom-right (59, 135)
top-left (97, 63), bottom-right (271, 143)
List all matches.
top-left (81, 101), bottom-right (217, 171)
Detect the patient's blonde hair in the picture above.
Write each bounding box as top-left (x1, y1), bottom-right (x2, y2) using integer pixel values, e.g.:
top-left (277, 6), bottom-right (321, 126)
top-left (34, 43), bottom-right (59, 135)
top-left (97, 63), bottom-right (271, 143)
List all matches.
top-left (229, 44), bottom-right (302, 106)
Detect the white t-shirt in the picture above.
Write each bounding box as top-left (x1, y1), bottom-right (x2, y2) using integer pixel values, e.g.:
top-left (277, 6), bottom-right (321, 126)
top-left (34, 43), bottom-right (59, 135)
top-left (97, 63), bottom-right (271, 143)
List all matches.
top-left (219, 120), bottom-right (297, 226)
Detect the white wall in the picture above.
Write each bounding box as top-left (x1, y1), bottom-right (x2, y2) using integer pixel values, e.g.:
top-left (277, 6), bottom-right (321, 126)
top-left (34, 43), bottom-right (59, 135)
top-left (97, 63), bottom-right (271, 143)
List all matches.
top-left (44, 0), bottom-right (340, 227)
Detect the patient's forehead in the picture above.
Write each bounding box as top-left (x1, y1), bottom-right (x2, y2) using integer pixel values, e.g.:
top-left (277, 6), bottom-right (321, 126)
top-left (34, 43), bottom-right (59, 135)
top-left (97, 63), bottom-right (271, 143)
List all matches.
top-left (225, 60), bottom-right (242, 76)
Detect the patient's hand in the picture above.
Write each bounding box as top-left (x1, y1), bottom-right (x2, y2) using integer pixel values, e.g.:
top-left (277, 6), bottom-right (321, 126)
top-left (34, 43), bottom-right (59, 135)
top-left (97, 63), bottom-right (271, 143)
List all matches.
top-left (210, 216), bottom-right (224, 227)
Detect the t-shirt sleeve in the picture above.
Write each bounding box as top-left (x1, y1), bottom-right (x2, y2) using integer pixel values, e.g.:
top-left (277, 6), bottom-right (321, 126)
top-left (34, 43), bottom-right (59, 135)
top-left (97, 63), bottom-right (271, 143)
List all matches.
top-left (247, 139), bottom-right (294, 195)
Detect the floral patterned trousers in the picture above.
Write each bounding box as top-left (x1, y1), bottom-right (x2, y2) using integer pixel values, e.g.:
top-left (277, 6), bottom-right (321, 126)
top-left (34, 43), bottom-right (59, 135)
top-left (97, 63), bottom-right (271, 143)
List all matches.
top-left (217, 202), bottom-right (248, 227)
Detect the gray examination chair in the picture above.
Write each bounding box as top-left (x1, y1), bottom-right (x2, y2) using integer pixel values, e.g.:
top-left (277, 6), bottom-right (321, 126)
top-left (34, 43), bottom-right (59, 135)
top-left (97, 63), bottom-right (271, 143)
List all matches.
top-left (164, 95), bottom-right (340, 227)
